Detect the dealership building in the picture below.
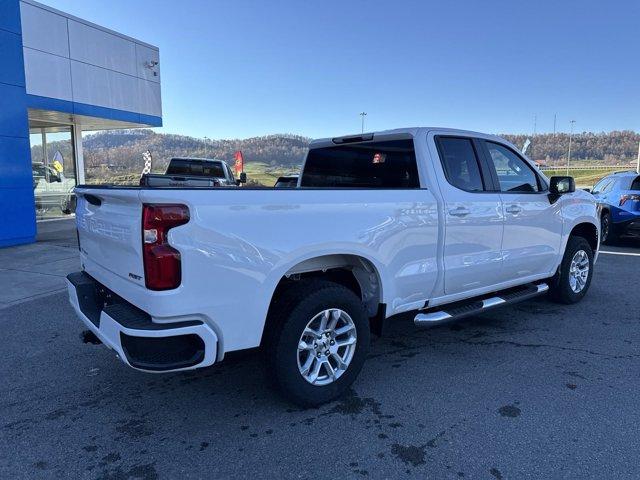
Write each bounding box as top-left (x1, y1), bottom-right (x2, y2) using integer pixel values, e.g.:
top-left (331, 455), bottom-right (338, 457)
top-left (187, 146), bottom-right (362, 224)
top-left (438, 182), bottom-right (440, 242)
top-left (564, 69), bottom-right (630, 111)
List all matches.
top-left (0, 0), bottom-right (162, 247)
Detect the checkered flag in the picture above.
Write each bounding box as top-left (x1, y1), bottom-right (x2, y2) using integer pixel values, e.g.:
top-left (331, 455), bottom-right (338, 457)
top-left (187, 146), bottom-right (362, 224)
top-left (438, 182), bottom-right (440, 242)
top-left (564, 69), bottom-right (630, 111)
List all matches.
top-left (141, 150), bottom-right (153, 177)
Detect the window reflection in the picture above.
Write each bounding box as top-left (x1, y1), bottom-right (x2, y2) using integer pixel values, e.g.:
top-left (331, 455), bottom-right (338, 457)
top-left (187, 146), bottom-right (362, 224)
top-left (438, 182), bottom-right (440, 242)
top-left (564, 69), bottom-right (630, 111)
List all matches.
top-left (29, 126), bottom-right (76, 220)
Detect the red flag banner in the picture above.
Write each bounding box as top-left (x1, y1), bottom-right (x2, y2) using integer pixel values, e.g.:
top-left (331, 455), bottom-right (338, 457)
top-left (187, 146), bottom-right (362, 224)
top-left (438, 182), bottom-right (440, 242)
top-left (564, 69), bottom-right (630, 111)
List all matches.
top-left (234, 151), bottom-right (244, 174)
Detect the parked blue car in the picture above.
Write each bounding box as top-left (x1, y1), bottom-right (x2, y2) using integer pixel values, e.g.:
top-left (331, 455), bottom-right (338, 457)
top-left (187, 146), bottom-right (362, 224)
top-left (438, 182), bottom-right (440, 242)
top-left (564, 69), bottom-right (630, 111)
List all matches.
top-left (591, 171), bottom-right (640, 244)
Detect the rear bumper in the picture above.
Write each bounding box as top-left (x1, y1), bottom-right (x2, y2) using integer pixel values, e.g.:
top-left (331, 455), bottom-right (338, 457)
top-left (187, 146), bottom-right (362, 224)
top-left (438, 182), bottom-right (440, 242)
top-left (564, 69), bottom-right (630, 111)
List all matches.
top-left (66, 271), bottom-right (218, 372)
top-left (613, 218), bottom-right (640, 236)
top-left (611, 207), bottom-right (640, 226)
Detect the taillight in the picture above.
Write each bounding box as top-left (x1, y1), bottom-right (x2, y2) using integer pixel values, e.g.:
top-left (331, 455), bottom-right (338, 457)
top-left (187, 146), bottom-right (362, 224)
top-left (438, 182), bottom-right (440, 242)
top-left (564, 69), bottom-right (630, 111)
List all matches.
top-left (619, 194), bottom-right (640, 207)
top-left (142, 204), bottom-right (189, 290)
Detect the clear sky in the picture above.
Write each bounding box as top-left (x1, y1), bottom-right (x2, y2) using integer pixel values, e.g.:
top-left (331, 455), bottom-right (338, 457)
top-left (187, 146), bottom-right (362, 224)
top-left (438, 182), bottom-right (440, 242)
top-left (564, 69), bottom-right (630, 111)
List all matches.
top-left (44, 0), bottom-right (639, 139)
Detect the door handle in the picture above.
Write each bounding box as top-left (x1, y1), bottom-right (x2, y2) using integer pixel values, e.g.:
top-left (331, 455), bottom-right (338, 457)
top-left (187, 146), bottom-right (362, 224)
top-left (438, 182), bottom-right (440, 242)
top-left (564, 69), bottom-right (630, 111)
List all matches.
top-left (506, 205), bottom-right (522, 215)
top-left (449, 207), bottom-right (470, 217)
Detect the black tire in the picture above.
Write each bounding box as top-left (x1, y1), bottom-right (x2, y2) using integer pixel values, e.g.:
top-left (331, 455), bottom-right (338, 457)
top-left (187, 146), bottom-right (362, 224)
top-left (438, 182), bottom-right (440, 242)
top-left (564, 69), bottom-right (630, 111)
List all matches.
top-left (549, 236), bottom-right (594, 304)
top-left (60, 198), bottom-right (71, 214)
top-left (264, 280), bottom-right (370, 407)
top-left (600, 210), bottom-right (618, 245)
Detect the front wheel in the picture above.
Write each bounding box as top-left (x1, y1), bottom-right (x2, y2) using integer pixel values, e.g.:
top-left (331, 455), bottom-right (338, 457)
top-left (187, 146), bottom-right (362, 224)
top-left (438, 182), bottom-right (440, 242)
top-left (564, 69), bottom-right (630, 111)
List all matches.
top-left (601, 211), bottom-right (618, 245)
top-left (264, 280), bottom-right (370, 407)
top-left (549, 236), bottom-right (594, 304)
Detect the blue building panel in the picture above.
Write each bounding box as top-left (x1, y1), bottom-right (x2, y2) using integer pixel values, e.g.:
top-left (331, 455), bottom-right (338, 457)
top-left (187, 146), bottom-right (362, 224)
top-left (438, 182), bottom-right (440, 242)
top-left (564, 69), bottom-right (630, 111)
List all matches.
top-left (24, 94), bottom-right (74, 114)
top-left (0, 82), bottom-right (29, 138)
top-left (0, 187), bottom-right (37, 247)
top-left (0, 29), bottom-right (25, 87)
top-left (138, 113), bottom-right (163, 128)
top-left (0, 0), bottom-right (22, 35)
top-left (25, 95), bottom-right (163, 128)
top-left (0, 0), bottom-right (35, 247)
top-left (0, 136), bottom-right (32, 189)
top-left (73, 101), bottom-right (146, 125)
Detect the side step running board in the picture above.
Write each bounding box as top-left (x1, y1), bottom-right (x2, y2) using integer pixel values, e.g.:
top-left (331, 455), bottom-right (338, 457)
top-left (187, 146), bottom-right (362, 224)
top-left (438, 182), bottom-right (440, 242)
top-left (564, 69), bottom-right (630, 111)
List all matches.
top-left (414, 283), bottom-right (549, 327)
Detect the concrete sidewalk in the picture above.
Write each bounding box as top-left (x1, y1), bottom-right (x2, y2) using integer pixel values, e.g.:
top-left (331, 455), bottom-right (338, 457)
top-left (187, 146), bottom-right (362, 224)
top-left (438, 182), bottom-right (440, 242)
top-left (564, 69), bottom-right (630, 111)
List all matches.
top-left (0, 218), bottom-right (79, 308)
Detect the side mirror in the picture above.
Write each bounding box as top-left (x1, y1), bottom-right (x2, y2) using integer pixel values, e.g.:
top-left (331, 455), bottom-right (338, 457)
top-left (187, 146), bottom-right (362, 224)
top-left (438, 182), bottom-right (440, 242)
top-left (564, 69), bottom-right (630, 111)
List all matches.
top-left (549, 176), bottom-right (575, 195)
top-left (236, 172), bottom-right (247, 185)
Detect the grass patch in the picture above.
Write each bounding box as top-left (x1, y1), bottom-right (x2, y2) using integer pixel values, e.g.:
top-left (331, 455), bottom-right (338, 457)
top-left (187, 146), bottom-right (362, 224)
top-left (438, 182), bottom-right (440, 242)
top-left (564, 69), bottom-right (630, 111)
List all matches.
top-left (541, 167), bottom-right (629, 188)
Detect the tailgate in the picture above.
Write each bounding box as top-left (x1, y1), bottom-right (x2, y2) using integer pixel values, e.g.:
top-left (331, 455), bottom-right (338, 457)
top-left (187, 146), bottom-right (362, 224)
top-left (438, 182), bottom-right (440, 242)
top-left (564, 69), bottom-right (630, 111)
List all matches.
top-left (75, 188), bottom-right (144, 285)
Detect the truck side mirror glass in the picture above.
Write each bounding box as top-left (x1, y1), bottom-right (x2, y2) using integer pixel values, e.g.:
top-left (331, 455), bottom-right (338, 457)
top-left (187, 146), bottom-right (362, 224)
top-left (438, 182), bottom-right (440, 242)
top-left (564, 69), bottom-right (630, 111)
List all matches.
top-left (237, 172), bottom-right (247, 185)
top-left (549, 176), bottom-right (575, 195)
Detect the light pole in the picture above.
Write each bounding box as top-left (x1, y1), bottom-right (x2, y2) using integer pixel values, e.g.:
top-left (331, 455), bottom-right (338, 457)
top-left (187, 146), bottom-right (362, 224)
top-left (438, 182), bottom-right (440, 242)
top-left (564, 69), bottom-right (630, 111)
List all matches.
top-left (204, 136), bottom-right (209, 157)
top-left (566, 120), bottom-right (576, 175)
top-left (359, 112), bottom-right (367, 134)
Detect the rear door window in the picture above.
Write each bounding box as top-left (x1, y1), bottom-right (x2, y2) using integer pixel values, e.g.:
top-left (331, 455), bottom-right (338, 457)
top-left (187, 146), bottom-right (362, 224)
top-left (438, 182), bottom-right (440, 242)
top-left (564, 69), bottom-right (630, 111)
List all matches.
top-left (631, 176), bottom-right (640, 191)
top-left (601, 179), bottom-right (617, 193)
top-left (593, 178), bottom-right (611, 193)
top-left (435, 137), bottom-right (485, 192)
top-left (300, 139), bottom-right (420, 188)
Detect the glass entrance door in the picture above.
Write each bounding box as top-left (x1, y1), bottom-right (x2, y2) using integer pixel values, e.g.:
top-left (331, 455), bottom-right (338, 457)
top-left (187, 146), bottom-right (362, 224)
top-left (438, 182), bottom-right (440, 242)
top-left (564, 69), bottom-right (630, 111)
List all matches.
top-left (29, 126), bottom-right (77, 220)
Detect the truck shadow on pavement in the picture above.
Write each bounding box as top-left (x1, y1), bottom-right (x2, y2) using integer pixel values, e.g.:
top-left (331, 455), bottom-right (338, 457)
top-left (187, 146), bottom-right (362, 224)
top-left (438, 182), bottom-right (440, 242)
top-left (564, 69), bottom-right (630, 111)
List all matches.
top-left (4, 282), bottom-right (637, 479)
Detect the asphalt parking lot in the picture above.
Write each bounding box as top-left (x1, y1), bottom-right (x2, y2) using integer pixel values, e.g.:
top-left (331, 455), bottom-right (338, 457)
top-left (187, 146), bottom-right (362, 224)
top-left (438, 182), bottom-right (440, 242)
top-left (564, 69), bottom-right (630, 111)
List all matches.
top-left (2, 238), bottom-right (639, 479)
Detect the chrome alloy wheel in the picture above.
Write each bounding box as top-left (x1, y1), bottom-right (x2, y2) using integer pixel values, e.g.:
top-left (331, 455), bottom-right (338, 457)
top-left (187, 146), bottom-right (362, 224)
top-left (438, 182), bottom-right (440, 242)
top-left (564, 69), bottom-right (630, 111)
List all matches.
top-left (569, 249), bottom-right (590, 293)
top-left (297, 308), bottom-right (357, 386)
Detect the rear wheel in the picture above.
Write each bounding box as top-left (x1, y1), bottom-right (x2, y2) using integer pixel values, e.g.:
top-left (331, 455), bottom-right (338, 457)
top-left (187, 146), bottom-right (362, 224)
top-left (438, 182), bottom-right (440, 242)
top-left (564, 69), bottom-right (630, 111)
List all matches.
top-left (264, 280), bottom-right (370, 407)
top-left (549, 236), bottom-right (594, 304)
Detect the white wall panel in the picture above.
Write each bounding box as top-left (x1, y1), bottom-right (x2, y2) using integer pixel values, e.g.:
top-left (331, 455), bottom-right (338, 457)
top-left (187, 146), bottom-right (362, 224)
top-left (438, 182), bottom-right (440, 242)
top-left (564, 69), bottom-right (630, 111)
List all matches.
top-left (135, 43), bottom-right (161, 83)
top-left (71, 60), bottom-right (138, 112)
top-left (69, 60), bottom-right (108, 107)
top-left (20, 2), bottom-right (69, 57)
top-left (106, 69), bottom-right (139, 112)
top-left (137, 78), bottom-right (162, 116)
top-left (23, 47), bottom-right (72, 100)
top-left (19, 0), bottom-right (161, 121)
top-left (68, 19), bottom-right (137, 77)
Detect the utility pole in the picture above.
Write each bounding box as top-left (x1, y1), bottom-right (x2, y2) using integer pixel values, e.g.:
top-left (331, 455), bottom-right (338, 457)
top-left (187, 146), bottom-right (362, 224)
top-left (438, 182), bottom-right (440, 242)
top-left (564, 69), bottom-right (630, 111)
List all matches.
top-left (566, 120), bottom-right (576, 175)
top-left (359, 112), bottom-right (367, 134)
top-left (552, 114), bottom-right (558, 170)
top-left (636, 140), bottom-right (640, 174)
top-left (531, 115), bottom-right (537, 160)
top-left (204, 136), bottom-right (209, 157)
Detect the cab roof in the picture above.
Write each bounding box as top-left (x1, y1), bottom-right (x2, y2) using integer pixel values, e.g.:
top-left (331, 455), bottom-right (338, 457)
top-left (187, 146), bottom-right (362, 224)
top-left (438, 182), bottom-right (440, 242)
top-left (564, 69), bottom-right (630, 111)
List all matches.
top-left (309, 127), bottom-right (513, 149)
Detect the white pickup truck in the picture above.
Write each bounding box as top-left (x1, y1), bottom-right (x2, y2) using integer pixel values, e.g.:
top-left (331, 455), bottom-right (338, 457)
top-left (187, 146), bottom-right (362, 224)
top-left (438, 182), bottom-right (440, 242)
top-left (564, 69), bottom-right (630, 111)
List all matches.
top-left (67, 127), bottom-right (599, 406)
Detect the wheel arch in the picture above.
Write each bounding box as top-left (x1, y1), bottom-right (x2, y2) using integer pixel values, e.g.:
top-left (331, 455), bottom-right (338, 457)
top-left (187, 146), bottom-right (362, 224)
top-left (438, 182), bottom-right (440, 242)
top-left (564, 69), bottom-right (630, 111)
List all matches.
top-left (569, 221), bottom-right (599, 253)
top-left (260, 253), bottom-right (385, 345)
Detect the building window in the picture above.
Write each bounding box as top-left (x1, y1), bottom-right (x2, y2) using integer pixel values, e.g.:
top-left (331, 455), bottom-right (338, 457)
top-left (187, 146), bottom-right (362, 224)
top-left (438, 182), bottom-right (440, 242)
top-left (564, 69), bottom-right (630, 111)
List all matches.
top-left (29, 126), bottom-right (77, 220)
